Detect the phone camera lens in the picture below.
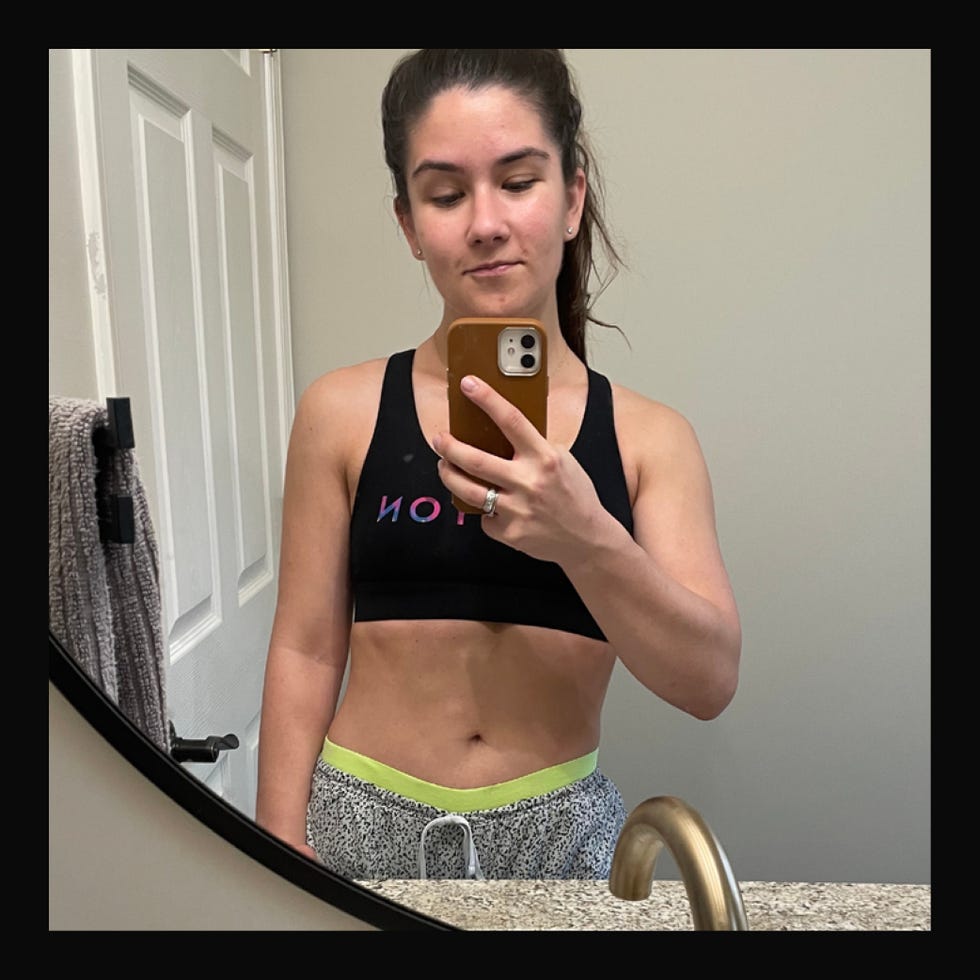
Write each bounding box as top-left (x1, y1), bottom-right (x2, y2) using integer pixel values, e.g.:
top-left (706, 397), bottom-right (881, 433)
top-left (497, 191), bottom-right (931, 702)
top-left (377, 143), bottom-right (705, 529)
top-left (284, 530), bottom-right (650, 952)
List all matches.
top-left (520, 334), bottom-right (536, 349)
top-left (521, 353), bottom-right (536, 369)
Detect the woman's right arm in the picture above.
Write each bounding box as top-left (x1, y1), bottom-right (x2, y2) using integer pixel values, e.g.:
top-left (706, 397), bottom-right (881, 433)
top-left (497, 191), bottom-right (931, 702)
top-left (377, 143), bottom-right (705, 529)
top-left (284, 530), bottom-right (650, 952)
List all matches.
top-left (255, 371), bottom-right (358, 855)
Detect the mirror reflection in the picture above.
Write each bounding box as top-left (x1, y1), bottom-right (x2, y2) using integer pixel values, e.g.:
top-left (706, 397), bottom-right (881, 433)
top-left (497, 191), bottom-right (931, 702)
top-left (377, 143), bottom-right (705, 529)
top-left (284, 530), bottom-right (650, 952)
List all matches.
top-left (50, 48), bottom-right (930, 926)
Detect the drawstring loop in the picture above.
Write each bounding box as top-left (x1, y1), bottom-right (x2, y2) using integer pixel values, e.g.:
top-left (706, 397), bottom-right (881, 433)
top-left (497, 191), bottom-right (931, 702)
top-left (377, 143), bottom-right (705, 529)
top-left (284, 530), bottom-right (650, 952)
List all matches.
top-left (418, 814), bottom-right (485, 880)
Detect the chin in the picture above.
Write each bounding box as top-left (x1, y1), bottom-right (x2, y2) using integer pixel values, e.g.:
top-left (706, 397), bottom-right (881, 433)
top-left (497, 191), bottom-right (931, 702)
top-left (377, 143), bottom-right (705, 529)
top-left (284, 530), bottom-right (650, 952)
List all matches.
top-left (456, 296), bottom-right (547, 322)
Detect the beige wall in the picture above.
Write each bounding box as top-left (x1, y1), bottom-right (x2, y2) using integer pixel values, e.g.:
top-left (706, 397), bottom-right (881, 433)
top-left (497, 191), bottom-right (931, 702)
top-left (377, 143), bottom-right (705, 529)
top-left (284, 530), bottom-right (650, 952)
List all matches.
top-left (50, 49), bottom-right (930, 927)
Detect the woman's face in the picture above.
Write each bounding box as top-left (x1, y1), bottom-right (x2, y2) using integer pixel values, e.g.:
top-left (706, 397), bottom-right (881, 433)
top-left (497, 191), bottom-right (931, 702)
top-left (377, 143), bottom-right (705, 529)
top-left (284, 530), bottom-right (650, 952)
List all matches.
top-left (397, 85), bottom-right (585, 331)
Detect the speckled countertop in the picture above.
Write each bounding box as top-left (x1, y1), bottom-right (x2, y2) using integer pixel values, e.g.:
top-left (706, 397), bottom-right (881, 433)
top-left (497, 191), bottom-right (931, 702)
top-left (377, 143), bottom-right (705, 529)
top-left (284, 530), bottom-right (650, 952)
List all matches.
top-left (357, 879), bottom-right (930, 931)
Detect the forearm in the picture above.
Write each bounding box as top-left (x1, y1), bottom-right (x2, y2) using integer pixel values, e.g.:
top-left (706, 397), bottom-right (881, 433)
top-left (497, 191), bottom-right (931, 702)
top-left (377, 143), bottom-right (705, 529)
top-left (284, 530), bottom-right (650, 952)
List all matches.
top-left (255, 644), bottom-right (346, 846)
top-left (563, 516), bottom-right (741, 720)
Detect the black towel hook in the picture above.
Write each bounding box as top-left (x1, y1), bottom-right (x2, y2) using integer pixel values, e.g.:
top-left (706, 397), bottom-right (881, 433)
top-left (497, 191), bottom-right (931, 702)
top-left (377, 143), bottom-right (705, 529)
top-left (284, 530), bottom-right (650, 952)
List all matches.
top-left (168, 721), bottom-right (240, 764)
top-left (93, 397), bottom-right (136, 544)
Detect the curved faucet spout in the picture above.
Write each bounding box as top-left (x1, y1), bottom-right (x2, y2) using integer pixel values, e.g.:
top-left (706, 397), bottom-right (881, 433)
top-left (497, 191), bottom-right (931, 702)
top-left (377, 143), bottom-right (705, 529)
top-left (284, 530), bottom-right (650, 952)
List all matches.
top-left (609, 795), bottom-right (749, 930)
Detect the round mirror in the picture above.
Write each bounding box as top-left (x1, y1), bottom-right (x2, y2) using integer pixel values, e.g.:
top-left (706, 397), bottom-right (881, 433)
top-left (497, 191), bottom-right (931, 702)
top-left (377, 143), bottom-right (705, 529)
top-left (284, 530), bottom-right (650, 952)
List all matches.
top-left (50, 49), bottom-right (931, 925)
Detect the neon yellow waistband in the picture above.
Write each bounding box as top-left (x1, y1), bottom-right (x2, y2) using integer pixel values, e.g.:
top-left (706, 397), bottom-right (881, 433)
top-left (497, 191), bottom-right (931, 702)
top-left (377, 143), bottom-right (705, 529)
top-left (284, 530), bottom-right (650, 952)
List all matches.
top-left (320, 737), bottom-right (598, 813)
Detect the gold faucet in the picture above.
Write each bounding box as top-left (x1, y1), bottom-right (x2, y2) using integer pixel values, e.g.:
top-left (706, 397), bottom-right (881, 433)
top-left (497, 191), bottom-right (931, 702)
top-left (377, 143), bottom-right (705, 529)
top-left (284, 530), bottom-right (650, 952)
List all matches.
top-left (609, 795), bottom-right (749, 930)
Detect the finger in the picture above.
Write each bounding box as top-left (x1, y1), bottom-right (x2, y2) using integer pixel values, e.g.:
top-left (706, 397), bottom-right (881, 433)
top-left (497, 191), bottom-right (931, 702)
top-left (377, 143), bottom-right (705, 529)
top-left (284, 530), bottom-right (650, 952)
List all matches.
top-left (433, 431), bottom-right (511, 489)
top-left (459, 375), bottom-right (544, 453)
top-left (437, 456), bottom-right (503, 512)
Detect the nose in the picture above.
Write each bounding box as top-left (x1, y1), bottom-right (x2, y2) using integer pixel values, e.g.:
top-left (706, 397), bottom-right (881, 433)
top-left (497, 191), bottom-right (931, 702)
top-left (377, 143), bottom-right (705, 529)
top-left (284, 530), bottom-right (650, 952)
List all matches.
top-left (467, 186), bottom-right (509, 246)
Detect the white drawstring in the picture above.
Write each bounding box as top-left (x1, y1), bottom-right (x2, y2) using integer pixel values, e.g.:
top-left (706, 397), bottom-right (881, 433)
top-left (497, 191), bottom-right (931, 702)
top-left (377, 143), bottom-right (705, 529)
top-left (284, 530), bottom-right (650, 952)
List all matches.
top-left (418, 814), bottom-right (485, 880)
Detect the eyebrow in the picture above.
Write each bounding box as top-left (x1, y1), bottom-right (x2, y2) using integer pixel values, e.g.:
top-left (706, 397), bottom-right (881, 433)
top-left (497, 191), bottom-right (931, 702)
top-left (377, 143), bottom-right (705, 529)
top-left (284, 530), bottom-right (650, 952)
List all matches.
top-left (410, 146), bottom-right (551, 180)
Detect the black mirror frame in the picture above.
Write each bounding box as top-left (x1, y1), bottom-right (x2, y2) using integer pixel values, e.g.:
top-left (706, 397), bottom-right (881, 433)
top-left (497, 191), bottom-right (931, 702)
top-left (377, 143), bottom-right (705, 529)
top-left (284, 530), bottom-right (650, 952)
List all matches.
top-left (49, 628), bottom-right (456, 931)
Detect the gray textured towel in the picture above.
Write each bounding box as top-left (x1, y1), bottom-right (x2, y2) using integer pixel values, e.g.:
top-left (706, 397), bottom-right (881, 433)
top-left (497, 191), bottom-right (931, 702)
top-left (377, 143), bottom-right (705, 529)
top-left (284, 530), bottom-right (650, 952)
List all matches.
top-left (49, 397), bottom-right (169, 752)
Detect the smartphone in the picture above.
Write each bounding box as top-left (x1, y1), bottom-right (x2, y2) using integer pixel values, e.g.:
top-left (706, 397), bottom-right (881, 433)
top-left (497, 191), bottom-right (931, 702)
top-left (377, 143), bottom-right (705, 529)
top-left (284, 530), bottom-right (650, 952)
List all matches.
top-left (447, 317), bottom-right (549, 514)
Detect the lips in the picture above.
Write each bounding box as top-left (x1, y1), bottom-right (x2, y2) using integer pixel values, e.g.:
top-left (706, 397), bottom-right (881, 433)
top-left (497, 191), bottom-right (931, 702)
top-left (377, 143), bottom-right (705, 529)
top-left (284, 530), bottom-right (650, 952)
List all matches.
top-left (465, 261), bottom-right (521, 276)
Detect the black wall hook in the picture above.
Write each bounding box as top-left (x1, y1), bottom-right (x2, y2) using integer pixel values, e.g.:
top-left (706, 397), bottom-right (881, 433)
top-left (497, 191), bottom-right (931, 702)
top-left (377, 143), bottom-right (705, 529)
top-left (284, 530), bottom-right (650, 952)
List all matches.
top-left (168, 721), bottom-right (240, 764)
top-left (93, 397), bottom-right (136, 544)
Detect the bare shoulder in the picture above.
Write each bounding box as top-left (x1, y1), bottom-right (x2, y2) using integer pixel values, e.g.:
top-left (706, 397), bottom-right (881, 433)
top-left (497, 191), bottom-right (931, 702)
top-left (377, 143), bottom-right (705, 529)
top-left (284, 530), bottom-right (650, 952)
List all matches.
top-left (609, 383), bottom-right (730, 599)
top-left (286, 357), bottom-right (389, 491)
top-left (293, 358), bottom-right (387, 444)
top-left (609, 381), bottom-right (705, 469)
top-left (299, 357), bottom-right (387, 417)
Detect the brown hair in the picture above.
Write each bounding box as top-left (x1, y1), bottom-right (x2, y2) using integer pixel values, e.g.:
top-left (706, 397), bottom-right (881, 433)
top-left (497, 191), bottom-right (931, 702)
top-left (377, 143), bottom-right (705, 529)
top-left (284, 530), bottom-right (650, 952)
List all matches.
top-left (381, 49), bottom-right (624, 363)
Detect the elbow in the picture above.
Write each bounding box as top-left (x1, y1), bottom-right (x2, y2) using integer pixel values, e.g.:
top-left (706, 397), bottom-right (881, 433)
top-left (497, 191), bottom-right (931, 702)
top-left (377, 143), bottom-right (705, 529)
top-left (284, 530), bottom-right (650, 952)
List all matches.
top-left (661, 657), bottom-right (739, 721)
top-left (688, 674), bottom-right (737, 720)
top-left (627, 615), bottom-right (742, 720)
top-left (687, 631), bottom-right (741, 721)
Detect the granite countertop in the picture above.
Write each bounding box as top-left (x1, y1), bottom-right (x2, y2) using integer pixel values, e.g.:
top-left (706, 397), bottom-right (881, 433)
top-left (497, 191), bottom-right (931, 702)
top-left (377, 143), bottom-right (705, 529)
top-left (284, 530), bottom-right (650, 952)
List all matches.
top-left (357, 879), bottom-right (931, 931)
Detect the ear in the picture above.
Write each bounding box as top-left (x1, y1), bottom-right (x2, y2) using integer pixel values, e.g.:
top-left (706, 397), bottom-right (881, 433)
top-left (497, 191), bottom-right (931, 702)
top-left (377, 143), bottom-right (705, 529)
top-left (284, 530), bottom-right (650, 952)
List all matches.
top-left (395, 201), bottom-right (424, 260)
top-left (565, 168), bottom-right (587, 233)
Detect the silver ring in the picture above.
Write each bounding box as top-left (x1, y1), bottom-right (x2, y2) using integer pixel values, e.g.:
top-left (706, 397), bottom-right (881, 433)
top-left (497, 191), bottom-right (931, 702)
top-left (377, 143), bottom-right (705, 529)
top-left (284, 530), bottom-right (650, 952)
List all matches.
top-left (482, 487), bottom-right (499, 517)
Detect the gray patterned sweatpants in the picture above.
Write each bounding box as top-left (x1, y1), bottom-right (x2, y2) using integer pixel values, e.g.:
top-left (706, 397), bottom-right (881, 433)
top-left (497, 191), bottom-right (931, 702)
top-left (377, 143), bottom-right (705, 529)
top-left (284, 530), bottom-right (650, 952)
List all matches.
top-left (306, 758), bottom-right (627, 880)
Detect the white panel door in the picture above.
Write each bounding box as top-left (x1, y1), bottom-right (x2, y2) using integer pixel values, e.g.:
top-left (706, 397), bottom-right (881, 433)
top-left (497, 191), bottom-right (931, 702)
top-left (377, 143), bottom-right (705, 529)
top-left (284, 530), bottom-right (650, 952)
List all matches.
top-left (73, 48), bottom-right (293, 818)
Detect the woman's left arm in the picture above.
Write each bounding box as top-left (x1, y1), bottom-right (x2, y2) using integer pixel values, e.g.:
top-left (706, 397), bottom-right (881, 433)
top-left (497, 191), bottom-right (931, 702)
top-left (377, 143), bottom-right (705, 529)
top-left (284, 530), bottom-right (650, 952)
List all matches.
top-left (434, 375), bottom-right (741, 720)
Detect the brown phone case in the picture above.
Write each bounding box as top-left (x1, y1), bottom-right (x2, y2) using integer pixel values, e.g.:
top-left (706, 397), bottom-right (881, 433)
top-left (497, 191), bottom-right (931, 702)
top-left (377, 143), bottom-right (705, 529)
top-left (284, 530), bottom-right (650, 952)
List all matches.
top-left (447, 317), bottom-right (548, 514)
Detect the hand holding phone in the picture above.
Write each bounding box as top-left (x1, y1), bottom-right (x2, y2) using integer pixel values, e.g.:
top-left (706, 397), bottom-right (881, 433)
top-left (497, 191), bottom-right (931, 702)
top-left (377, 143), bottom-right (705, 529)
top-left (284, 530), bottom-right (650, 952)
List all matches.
top-left (446, 317), bottom-right (548, 513)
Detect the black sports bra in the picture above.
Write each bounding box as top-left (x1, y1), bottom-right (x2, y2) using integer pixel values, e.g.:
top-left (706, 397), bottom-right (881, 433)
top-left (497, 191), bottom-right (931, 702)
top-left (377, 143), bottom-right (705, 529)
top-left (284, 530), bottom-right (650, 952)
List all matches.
top-left (349, 349), bottom-right (634, 642)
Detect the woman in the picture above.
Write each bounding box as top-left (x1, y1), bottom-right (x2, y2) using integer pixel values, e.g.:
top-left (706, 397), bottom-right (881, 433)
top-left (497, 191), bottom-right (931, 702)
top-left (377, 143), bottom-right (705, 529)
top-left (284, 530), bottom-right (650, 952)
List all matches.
top-left (255, 49), bottom-right (741, 880)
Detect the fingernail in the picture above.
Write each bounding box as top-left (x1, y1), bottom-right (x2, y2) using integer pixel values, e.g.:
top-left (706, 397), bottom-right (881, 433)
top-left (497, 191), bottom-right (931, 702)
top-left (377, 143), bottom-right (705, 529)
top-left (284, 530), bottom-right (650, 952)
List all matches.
top-left (432, 434), bottom-right (443, 454)
top-left (461, 376), bottom-right (477, 393)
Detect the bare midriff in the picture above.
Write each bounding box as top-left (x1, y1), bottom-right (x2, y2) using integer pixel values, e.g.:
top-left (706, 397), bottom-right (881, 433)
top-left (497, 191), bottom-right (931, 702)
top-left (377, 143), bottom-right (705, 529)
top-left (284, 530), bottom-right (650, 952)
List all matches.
top-left (327, 618), bottom-right (617, 789)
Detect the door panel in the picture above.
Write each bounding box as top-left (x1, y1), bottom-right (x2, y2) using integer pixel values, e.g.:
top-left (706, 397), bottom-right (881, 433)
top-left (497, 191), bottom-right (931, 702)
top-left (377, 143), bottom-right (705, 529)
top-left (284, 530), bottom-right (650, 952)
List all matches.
top-left (74, 48), bottom-right (292, 818)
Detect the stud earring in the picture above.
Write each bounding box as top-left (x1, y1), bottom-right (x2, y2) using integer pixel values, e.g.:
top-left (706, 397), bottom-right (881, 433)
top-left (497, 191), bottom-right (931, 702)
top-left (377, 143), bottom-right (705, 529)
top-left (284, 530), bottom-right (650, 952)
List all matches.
top-left (416, 248), bottom-right (423, 257)
top-left (566, 227), bottom-right (575, 236)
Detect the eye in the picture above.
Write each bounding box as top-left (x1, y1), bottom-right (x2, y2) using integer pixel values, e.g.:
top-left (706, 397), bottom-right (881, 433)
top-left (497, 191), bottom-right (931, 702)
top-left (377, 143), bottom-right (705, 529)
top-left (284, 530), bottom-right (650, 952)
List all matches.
top-left (431, 191), bottom-right (463, 208)
top-left (504, 179), bottom-right (537, 193)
